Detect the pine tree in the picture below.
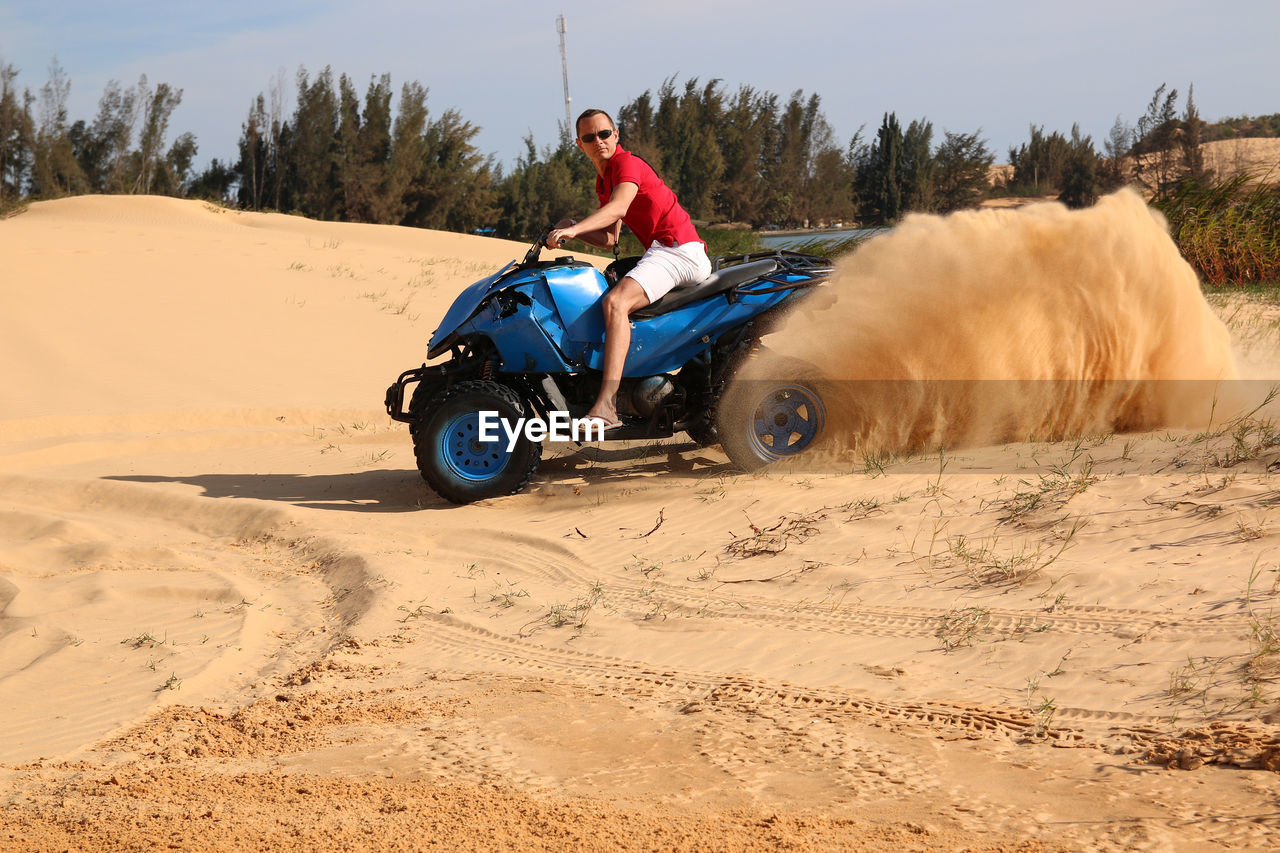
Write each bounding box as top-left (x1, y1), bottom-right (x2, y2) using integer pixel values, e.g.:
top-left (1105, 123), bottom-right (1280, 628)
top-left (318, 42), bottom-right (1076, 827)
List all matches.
top-left (133, 80), bottom-right (183, 194)
top-left (264, 70), bottom-right (287, 211)
top-left (287, 67), bottom-right (341, 220)
top-left (156, 132), bottom-right (197, 196)
top-left (856, 112), bottom-right (904, 224)
top-left (353, 74), bottom-right (394, 223)
top-left (1180, 83), bottom-right (1205, 180)
top-left (616, 90), bottom-right (662, 172)
top-left (236, 94), bottom-right (269, 208)
top-left (404, 107), bottom-right (497, 232)
top-left (933, 130), bottom-right (993, 213)
top-left (76, 78), bottom-right (141, 192)
top-left (804, 142), bottom-right (855, 224)
top-left (1058, 124), bottom-right (1099, 209)
top-left (31, 60), bottom-right (87, 197)
top-left (385, 80), bottom-right (430, 225)
top-left (714, 86), bottom-right (772, 223)
top-left (188, 157), bottom-right (236, 201)
top-left (901, 118), bottom-right (935, 212)
top-left (1099, 115), bottom-right (1131, 192)
top-left (336, 73), bottom-right (363, 218)
top-left (0, 62), bottom-right (34, 204)
top-left (495, 135), bottom-right (594, 239)
top-left (649, 78), bottom-right (724, 220)
top-left (1133, 83), bottom-right (1180, 196)
top-left (765, 91), bottom-right (823, 226)
top-left (1009, 125), bottom-right (1070, 195)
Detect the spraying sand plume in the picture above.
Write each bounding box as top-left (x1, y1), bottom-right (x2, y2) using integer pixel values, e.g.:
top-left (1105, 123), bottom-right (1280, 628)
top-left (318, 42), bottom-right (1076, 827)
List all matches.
top-left (766, 188), bottom-right (1238, 454)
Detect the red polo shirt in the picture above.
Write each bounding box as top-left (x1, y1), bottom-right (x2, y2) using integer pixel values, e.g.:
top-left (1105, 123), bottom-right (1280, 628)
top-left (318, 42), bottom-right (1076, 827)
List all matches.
top-left (595, 147), bottom-right (703, 248)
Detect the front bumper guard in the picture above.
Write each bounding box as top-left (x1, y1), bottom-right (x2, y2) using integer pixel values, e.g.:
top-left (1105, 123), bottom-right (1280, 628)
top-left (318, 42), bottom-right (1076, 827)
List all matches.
top-left (384, 363), bottom-right (443, 422)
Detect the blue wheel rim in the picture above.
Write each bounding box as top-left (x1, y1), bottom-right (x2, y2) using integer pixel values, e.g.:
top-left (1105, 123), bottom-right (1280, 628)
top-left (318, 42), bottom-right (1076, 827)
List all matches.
top-left (439, 411), bottom-right (513, 482)
top-left (748, 384), bottom-right (825, 460)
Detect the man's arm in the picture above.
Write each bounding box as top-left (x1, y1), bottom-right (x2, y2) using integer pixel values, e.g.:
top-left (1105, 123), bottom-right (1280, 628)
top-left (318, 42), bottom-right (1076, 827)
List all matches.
top-left (547, 182), bottom-right (638, 250)
top-left (564, 218), bottom-right (622, 251)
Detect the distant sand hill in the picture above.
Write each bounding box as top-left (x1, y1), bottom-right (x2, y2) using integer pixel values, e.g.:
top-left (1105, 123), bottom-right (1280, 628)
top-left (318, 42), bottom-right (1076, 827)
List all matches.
top-left (987, 137), bottom-right (1280, 190)
top-left (1200, 136), bottom-right (1280, 179)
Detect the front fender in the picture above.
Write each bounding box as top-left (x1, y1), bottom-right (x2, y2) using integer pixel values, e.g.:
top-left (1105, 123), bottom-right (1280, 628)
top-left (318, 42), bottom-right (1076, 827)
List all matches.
top-left (452, 282), bottom-right (576, 373)
top-left (427, 262), bottom-right (519, 358)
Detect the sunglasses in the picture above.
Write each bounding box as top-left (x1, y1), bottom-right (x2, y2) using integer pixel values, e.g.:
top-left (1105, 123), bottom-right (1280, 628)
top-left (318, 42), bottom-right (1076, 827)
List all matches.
top-left (579, 128), bottom-right (614, 144)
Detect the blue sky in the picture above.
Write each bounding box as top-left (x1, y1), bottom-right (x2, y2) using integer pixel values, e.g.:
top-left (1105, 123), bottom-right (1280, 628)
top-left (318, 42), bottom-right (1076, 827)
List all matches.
top-left (2, 1), bottom-right (1277, 173)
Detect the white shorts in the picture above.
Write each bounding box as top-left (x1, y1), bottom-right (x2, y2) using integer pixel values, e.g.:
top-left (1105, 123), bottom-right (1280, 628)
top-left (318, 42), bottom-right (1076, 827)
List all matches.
top-left (626, 241), bottom-right (713, 304)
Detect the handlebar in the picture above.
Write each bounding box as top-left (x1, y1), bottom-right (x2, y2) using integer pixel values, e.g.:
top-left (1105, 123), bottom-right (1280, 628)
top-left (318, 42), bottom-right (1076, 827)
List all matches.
top-left (520, 229), bottom-right (567, 267)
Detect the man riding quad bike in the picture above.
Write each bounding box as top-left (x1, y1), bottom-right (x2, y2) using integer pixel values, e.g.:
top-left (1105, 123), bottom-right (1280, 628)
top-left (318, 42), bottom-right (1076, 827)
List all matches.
top-left (384, 231), bottom-right (834, 504)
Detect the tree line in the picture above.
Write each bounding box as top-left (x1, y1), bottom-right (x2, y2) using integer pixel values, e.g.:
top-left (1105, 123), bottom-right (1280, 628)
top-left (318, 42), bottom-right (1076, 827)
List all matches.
top-left (1, 61), bottom-right (196, 203)
top-left (0, 60), bottom-right (1271, 232)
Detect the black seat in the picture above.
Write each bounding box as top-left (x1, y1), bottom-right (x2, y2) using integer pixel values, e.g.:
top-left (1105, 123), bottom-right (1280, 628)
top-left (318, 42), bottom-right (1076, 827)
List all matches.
top-left (632, 259), bottom-right (779, 319)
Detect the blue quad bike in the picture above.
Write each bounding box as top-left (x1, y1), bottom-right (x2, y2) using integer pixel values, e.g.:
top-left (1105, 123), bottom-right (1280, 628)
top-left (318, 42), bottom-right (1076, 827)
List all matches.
top-left (384, 232), bottom-right (836, 504)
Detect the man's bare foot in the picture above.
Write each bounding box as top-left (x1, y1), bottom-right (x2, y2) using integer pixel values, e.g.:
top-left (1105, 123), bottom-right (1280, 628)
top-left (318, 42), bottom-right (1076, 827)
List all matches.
top-left (583, 411), bottom-right (623, 431)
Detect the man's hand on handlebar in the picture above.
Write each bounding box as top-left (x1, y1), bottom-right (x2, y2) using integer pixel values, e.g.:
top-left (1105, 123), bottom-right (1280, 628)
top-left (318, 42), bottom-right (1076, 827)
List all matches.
top-left (545, 219), bottom-right (577, 250)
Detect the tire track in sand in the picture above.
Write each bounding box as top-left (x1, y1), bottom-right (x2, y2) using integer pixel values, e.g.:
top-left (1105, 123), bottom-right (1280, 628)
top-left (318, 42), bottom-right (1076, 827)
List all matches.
top-left (0, 474), bottom-right (375, 763)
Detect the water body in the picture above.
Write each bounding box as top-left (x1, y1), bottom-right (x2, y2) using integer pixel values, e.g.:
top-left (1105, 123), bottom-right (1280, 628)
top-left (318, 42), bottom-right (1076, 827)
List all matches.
top-left (758, 227), bottom-right (883, 251)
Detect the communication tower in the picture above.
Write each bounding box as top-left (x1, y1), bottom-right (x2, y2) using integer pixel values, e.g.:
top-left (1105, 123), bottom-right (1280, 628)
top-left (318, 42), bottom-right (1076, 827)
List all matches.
top-left (557, 14), bottom-right (571, 133)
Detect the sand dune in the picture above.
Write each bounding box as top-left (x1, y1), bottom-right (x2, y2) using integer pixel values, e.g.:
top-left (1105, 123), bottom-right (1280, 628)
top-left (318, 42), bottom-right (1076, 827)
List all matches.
top-left (1201, 137), bottom-right (1280, 181)
top-left (3, 195), bottom-right (1280, 851)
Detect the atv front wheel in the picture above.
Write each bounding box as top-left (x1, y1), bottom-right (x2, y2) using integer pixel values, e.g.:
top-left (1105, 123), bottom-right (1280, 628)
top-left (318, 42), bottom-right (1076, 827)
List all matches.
top-left (716, 358), bottom-right (828, 472)
top-left (412, 380), bottom-right (542, 504)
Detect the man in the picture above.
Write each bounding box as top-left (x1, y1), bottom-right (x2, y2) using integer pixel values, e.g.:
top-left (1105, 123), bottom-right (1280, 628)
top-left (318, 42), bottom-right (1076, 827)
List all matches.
top-left (546, 108), bottom-right (711, 430)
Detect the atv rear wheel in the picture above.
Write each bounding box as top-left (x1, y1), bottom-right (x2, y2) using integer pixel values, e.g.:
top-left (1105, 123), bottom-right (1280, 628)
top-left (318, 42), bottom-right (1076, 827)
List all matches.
top-left (412, 380), bottom-right (542, 504)
top-left (716, 358), bottom-right (828, 472)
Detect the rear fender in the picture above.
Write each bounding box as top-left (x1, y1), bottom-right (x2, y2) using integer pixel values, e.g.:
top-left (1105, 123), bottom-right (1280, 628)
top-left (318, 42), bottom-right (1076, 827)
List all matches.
top-left (615, 288), bottom-right (796, 376)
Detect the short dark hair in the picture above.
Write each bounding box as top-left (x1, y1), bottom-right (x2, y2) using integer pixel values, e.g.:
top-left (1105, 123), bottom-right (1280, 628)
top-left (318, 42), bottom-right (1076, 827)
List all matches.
top-left (575, 108), bottom-right (615, 136)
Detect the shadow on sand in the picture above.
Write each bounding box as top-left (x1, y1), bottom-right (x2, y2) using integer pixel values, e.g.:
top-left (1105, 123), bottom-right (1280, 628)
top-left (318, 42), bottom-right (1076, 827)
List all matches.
top-left (105, 442), bottom-right (733, 513)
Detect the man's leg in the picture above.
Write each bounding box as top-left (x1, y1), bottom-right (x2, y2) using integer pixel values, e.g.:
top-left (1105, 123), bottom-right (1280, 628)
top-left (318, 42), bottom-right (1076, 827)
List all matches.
top-left (586, 277), bottom-right (650, 423)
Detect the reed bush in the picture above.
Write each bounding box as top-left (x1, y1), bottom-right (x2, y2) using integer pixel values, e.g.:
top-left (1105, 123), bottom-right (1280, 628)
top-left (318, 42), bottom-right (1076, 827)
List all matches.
top-left (1155, 173), bottom-right (1280, 288)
